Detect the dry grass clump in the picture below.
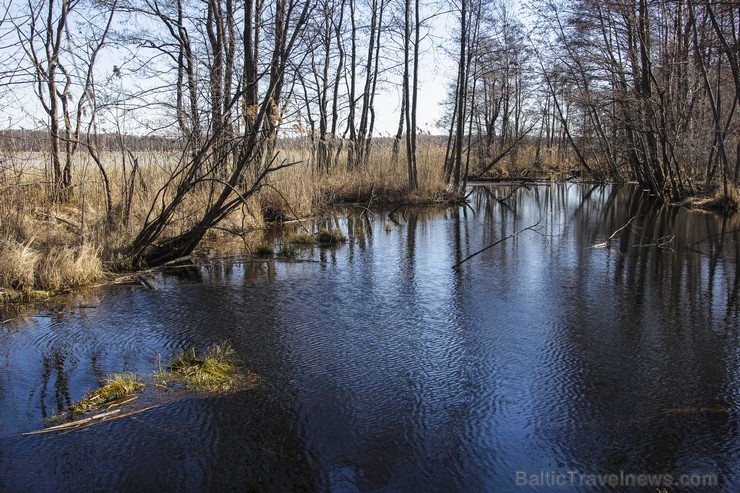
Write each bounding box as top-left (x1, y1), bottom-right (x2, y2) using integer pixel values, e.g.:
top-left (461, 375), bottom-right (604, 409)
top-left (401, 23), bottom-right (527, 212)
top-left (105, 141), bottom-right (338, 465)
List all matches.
top-left (0, 240), bottom-right (105, 295)
top-left (717, 183), bottom-right (740, 211)
top-left (685, 184), bottom-right (740, 211)
top-left (729, 184), bottom-right (740, 210)
top-left (0, 239), bottom-right (39, 293)
top-left (35, 244), bottom-right (105, 291)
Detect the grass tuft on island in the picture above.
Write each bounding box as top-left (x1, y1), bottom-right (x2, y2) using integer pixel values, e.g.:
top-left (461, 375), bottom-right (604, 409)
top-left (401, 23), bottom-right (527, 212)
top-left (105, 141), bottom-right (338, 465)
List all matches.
top-left (289, 233), bottom-right (316, 245)
top-left (43, 343), bottom-right (257, 430)
top-left (49, 372), bottom-right (144, 423)
top-left (253, 244), bottom-right (274, 256)
top-left (156, 342), bottom-right (257, 392)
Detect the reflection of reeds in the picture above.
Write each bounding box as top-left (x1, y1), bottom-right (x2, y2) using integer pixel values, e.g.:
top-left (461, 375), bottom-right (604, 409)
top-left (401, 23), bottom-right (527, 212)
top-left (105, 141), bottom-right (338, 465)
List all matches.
top-left (277, 245), bottom-right (298, 260)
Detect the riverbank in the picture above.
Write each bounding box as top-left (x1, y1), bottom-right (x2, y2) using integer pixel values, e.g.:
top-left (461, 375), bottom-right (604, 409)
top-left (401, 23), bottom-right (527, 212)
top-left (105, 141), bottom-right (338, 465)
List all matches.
top-left (1, 143), bottom-right (737, 303)
top-left (0, 140), bottom-right (457, 301)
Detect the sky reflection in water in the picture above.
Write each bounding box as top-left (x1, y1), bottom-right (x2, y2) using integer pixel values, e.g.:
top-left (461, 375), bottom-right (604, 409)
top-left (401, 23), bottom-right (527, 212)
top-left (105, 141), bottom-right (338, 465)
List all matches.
top-left (0, 184), bottom-right (738, 492)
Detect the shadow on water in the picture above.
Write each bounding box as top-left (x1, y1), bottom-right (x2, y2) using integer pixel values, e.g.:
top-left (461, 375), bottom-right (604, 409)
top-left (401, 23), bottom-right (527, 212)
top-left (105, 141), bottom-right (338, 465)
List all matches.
top-left (0, 183), bottom-right (738, 492)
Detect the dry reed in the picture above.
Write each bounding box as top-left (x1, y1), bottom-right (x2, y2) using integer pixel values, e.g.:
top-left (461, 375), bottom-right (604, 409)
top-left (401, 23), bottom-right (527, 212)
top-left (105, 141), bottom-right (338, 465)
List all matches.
top-left (0, 239), bottom-right (39, 293)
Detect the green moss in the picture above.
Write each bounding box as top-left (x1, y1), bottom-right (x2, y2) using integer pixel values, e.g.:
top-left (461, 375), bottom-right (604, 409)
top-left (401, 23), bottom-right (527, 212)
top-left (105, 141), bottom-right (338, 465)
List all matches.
top-left (317, 228), bottom-right (346, 245)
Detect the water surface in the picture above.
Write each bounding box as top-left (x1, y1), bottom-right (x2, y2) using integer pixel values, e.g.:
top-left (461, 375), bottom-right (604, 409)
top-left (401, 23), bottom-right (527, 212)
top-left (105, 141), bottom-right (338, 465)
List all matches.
top-left (0, 184), bottom-right (738, 491)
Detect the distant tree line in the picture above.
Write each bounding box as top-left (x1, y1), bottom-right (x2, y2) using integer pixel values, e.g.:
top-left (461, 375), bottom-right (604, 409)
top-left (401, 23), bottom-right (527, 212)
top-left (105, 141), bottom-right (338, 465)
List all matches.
top-left (0, 130), bottom-right (177, 153)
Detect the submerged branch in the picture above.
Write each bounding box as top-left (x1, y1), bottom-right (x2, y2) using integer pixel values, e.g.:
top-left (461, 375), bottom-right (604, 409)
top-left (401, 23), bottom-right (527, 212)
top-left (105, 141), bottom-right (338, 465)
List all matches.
top-left (22, 405), bottom-right (162, 435)
top-left (592, 216), bottom-right (635, 248)
top-left (452, 216), bottom-right (543, 269)
top-left (685, 228), bottom-right (740, 254)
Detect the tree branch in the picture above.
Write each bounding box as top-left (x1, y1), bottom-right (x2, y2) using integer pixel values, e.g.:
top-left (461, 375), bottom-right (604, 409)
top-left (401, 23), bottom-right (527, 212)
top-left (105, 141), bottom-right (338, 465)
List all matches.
top-left (452, 216), bottom-right (543, 269)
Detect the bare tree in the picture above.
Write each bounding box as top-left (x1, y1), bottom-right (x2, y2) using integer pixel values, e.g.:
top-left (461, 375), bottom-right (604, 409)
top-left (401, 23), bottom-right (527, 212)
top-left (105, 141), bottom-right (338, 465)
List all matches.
top-left (16, 0), bottom-right (117, 202)
top-left (124, 0), bottom-right (313, 266)
top-left (444, 0), bottom-right (483, 192)
top-left (403, 0), bottom-right (418, 191)
top-left (526, 0), bottom-right (739, 201)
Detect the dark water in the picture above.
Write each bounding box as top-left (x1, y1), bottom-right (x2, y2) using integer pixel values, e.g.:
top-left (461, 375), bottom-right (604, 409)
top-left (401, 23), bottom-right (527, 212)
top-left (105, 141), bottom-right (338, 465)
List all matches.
top-left (1, 184), bottom-right (738, 492)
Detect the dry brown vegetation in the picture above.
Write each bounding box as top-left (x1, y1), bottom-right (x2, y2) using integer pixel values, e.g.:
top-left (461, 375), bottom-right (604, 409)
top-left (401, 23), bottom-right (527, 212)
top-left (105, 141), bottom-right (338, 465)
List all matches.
top-left (0, 138), bottom-right (460, 298)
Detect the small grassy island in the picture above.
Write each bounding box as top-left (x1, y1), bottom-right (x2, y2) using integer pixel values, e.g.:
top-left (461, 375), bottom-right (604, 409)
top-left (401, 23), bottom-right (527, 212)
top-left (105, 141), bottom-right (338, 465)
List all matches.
top-left (27, 343), bottom-right (258, 435)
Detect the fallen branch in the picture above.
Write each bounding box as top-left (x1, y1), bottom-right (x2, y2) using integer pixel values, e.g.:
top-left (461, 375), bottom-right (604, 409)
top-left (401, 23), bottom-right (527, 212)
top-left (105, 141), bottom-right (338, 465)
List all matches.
top-left (592, 216), bottom-right (635, 248)
top-left (107, 256), bottom-right (195, 286)
top-left (261, 183), bottom-right (311, 233)
top-left (472, 123), bottom-right (536, 179)
top-left (452, 216), bottom-right (543, 269)
top-left (22, 401), bottom-right (162, 436)
top-left (57, 405), bottom-right (162, 435)
top-left (497, 183), bottom-right (527, 203)
top-left (23, 395), bottom-right (140, 435)
top-left (23, 409), bottom-right (122, 435)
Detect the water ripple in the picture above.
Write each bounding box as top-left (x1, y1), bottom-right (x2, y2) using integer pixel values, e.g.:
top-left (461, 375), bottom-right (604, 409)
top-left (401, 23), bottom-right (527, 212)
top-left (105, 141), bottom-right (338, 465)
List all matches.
top-left (0, 184), bottom-right (738, 491)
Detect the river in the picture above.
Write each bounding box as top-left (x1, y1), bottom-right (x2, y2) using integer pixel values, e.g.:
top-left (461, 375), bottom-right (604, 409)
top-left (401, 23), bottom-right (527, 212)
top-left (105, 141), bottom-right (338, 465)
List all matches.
top-left (0, 183), bottom-right (738, 492)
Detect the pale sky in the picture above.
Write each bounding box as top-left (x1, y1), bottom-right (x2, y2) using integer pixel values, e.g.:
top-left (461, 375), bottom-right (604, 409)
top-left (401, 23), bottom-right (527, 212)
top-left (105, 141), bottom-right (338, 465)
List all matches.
top-left (0, 1), bottom-right (459, 137)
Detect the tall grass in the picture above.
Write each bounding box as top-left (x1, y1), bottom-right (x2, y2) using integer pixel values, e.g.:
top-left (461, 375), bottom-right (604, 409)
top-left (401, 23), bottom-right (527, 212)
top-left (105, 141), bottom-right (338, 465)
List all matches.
top-left (264, 137), bottom-right (452, 218)
top-left (35, 244), bottom-right (105, 291)
top-left (0, 239), bottom-right (39, 293)
top-left (0, 240), bottom-right (105, 298)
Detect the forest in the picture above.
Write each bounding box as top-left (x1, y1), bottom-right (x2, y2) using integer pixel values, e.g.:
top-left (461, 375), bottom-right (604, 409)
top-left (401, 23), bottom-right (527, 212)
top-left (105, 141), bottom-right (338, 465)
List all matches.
top-left (0, 0), bottom-right (738, 296)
